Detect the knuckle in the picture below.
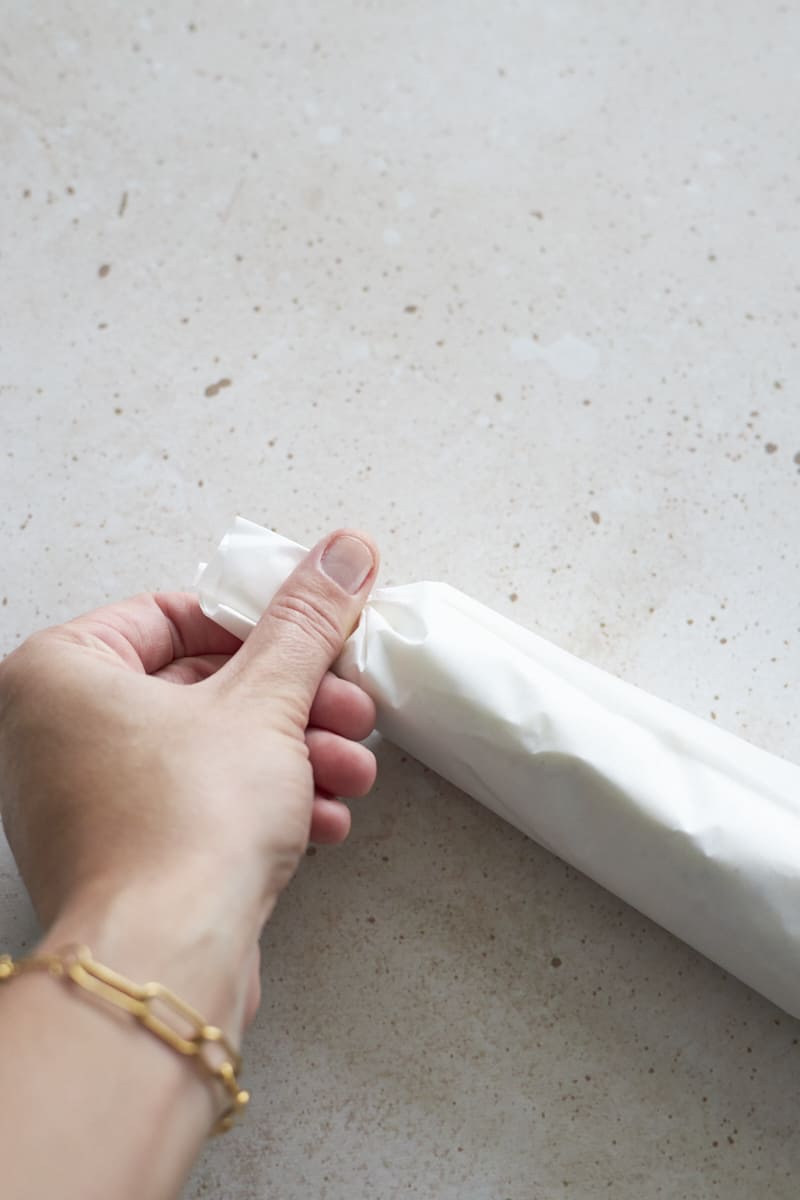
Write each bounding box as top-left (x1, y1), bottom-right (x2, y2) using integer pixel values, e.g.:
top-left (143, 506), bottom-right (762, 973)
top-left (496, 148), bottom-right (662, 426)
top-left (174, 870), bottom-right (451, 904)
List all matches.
top-left (0, 633), bottom-right (47, 698)
top-left (0, 634), bottom-right (53, 737)
top-left (270, 592), bottom-right (344, 660)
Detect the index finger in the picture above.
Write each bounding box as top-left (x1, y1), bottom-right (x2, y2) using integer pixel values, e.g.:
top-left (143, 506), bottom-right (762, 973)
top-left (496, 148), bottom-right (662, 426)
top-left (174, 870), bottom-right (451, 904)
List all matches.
top-left (61, 591), bottom-right (243, 675)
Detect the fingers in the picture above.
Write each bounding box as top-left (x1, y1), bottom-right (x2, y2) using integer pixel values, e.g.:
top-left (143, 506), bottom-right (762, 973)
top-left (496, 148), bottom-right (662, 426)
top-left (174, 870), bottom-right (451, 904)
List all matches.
top-left (309, 673), bottom-right (376, 740)
top-left (59, 593), bottom-right (242, 674)
top-left (306, 729), bottom-right (377, 798)
top-left (220, 530), bottom-right (378, 721)
top-left (309, 796), bottom-right (352, 844)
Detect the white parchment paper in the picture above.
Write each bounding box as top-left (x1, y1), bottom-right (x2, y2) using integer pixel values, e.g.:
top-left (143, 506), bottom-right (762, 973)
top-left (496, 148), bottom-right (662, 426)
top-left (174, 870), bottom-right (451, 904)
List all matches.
top-left (197, 518), bottom-right (800, 1018)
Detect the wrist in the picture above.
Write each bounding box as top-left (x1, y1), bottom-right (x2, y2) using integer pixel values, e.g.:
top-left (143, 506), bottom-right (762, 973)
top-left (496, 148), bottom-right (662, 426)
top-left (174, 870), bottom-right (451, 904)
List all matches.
top-left (38, 863), bottom-right (274, 1043)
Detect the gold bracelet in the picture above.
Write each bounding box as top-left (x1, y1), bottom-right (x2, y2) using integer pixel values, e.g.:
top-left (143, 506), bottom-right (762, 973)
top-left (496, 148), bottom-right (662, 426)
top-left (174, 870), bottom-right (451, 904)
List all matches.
top-left (0, 944), bottom-right (249, 1135)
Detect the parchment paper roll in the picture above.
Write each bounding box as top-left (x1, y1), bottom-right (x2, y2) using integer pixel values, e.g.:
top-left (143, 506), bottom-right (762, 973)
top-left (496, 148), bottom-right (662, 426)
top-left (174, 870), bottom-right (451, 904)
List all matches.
top-left (197, 518), bottom-right (800, 1018)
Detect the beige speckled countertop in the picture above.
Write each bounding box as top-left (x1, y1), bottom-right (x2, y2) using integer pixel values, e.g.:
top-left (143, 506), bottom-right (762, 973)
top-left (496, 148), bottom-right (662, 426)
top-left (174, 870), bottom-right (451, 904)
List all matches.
top-left (2, 2), bottom-right (799, 1197)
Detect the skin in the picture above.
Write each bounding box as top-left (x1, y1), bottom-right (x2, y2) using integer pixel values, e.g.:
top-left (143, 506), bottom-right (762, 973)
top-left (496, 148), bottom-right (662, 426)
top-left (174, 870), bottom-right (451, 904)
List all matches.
top-left (0, 529), bottom-right (379, 1200)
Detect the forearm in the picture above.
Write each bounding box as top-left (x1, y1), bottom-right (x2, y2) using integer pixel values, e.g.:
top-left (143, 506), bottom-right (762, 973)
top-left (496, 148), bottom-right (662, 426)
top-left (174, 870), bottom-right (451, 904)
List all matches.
top-left (0, 875), bottom-right (263, 1200)
top-left (0, 971), bottom-right (214, 1200)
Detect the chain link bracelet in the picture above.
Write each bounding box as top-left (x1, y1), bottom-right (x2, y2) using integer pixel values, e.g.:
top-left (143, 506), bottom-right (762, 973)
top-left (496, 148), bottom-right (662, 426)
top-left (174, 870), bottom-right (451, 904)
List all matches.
top-left (0, 944), bottom-right (249, 1135)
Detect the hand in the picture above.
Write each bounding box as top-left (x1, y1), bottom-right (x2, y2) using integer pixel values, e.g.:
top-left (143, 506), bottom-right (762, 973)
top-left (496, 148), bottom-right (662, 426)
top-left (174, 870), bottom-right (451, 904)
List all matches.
top-left (0, 530), bottom-right (379, 1037)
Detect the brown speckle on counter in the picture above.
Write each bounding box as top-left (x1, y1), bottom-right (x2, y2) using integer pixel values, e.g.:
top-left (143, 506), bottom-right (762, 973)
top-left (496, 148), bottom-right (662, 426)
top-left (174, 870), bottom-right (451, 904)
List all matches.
top-left (204, 378), bottom-right (232, 397)
top-left (590, 511), bottom-right (601, 524)
top-left (98, 263), bottom-right (111, 278)
top-left (765, 442), bottom-right (778, 454)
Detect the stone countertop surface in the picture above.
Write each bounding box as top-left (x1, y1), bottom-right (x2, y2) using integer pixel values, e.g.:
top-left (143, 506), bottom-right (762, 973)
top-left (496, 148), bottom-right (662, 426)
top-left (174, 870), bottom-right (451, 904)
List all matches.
top-left (1, 2), bottom-right (798, 1196)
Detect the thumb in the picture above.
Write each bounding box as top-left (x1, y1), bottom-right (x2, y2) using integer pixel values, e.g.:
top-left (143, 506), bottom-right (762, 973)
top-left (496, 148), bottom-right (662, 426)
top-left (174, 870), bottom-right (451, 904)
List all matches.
top-left (228, 530), bottom-right (378, 717)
